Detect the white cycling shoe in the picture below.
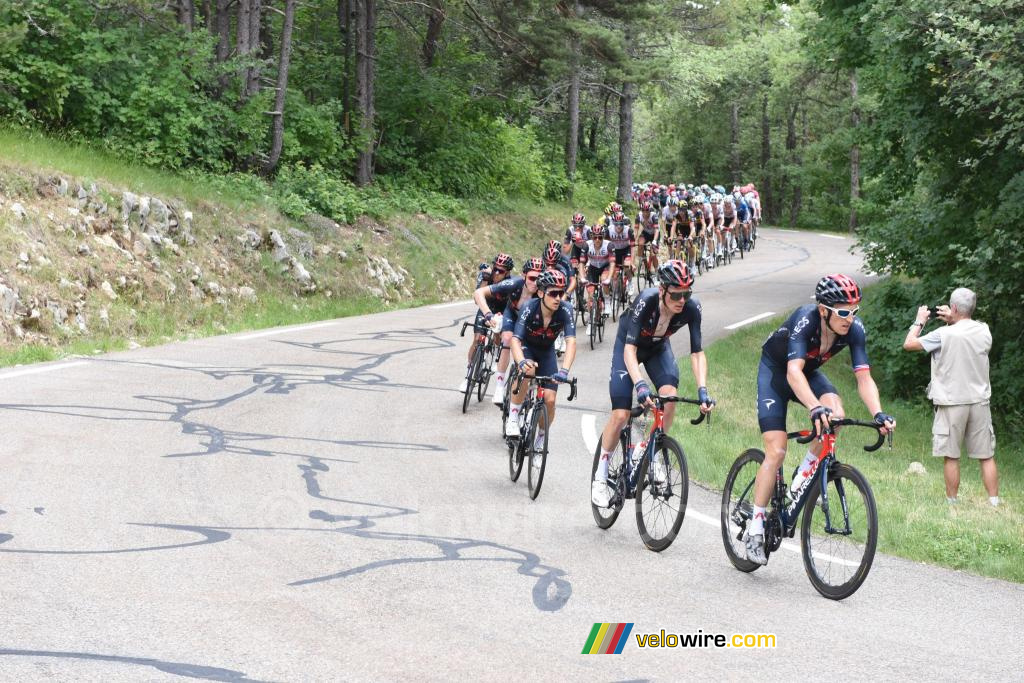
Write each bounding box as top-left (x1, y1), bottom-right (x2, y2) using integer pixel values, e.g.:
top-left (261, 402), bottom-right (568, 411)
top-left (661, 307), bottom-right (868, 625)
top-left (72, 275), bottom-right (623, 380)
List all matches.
top-left (591, 480), bottom-right (613, 507)
top-left (492, 381), bottom-right (505, 406)
top-left (505, 416), bottom-right (521, 438)
top-left (458, 378), bottom-right (469, 393)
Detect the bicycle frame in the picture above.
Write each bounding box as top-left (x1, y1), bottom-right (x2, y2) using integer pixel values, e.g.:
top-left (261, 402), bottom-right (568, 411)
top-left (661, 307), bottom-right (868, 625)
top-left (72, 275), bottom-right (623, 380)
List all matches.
top-left (616, 397), bottom-right (708, 498)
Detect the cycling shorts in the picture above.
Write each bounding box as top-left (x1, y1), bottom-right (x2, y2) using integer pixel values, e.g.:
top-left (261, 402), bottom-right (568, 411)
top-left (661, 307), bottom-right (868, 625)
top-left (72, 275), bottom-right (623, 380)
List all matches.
top-left (612, 247), bottom-right (632, 266)
top-left (609, 339), bottom-right (680, 410)
top-left (569, 244), bottom-right (587, 266)
top-left (501, 307), bottom-right (519, 334)
top-left (522, 344), bottom-right (559, 391)
top-left (676, 223), bottom-right (694, 240)
top-left (756, 355), bottom-right (838, 433)
top-left (586, 264), bottom-right (610, 284)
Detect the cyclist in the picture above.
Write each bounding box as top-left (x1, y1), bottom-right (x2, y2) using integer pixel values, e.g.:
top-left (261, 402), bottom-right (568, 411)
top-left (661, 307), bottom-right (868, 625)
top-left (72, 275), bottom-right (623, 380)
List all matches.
top-left (607, 211), bottom-right (636, 295)
top-left (487, 257), bottom-right (543, 406)
top-left (592, 260), bottom-right (714, 507)
top-left (734, 191), bottom-right (752, 248)
top-left (461, 253), bottom-right (513, 392)
top-left (744, 274), bottom-right (895, 565)
top-left (584, 225), bottom-right (613, 336)
top-left (544, 240), bottom-right (576, 354)
top-left (506, 270), bottom-right (577, 442)
top-left (635, 201), bottom-right (660, 273)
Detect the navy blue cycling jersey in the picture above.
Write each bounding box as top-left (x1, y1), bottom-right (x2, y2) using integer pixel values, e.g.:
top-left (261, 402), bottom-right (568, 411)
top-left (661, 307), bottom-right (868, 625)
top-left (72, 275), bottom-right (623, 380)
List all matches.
top-left (736, 200), bottom-right (750, 221)
top-left (762, 304), bottom-right (870, 373)
top-left (617, 288), bottom-right (703, 354)
top-left (513, 298), bottom-right (576, 349)
top-left (500, 277), bottom-right (537, 316)
top-left (547, 254), bottom-right (574, 282)
top-left (480, 274), bottom-right (522, 314)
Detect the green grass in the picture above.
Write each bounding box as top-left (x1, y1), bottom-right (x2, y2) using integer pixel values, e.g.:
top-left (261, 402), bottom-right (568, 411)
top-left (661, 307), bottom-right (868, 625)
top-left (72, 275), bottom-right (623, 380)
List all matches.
top-left (0, 126), bottom-right (272, 209)
top-left (669, 309), bottom-right (1024, 583)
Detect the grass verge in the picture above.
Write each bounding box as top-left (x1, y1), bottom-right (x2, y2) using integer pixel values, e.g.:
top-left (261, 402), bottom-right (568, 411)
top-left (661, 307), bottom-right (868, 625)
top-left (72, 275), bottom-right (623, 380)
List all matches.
top-left (668, 300), bottom-right (1023, 583)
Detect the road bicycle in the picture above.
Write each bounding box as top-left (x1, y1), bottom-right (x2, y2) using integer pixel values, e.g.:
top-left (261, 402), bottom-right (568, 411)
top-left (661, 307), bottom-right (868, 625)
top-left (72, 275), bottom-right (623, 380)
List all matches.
top-left (724, 222), bottom-right (743, 260)
top-left (459, 320), bottom-right (500, 413)
top-left (720, 419), bottom-right (889, 600)
top-left (697, 231), bottom-right (716, 275)
top-left (636, 242), bottom-right (656, 290)
top-left (610, 266), bottom-right (630, 322)
top-left (506, 373), bottom-right (578, 499)
top-left (590, 395), bottom-right (711, 551)
top-left (585, 284), bottom-right (607, 350)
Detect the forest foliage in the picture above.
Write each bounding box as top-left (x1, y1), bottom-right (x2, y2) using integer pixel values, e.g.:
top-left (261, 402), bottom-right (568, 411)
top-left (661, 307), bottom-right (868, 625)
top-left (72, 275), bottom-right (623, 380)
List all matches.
top-left (0, 0), bottom-right (1021, 427)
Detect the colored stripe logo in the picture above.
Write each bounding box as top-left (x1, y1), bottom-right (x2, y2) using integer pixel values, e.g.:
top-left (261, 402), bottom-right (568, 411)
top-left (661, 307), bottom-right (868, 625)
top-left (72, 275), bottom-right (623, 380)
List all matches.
top-left (582, 623), bottom-right (634, 654)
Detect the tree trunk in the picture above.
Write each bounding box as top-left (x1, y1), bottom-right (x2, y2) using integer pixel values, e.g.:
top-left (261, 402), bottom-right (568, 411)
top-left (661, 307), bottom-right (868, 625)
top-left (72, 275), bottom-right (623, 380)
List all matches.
top-left (199, 0), bottom-right (211, 27)
top-left (849, 71), bottom-right (860, 233)
top-left (421, 0), bottom-right (445, 68)
top-left (616, 81), bottom-right (634, 204)
top-left (263, 0), bottom-right (296, 175)
top-left (565, 68), bottom-right (580, 194)
top-left (760, 92), bottom-right (771, 223)
top-left (215, 0), bottom-right (231, 95)
top-left (790, 105), bottom-right (806, 227)
top-left (178, 0), bottom-right (195, 29)
top-left (784, 102), bottom-right (798, 226)
top-left (339, 0), bottom-right (354, 136)
top-left (355, 0), bottom-right (376, 186)
top-left (246, 0), bottom-right (263, 99)
top-left (588, 116), bottom-right (598, 157)
top-left (730, 101), bottom-right (740, 185)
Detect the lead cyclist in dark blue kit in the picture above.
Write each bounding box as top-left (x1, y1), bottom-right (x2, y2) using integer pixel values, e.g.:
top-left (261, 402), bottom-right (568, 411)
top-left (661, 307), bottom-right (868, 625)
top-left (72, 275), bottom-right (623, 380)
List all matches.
top-left (506, 270), bottom-right (577, 445)
top-left (591, 260), bottom-right (715, 507)
top-left (744, 274), bottom-right (896, 565)
top-left (461, 252), bottom-right (513, 392)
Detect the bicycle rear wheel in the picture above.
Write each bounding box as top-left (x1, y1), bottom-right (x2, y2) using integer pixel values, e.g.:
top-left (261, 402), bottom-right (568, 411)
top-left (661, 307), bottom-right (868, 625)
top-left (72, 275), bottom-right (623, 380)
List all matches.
top-left (591, 435), bottom-right (625, 528)
top-left (526, 402), bottom-right (549, 500)
top-left (500, 366), bottom-right (518, 437)
top-left (462, 343), bottom-right (482, 413)
top-left (635, 436), bottom-right (688, 552)
top-left (721, 448), bottom-right (765, 572)
top-left (589, 295), bottom-right (597, 350)
top-left (611, 277), bottom-right (621, 322)
top-left (800, 463), bottom-right (878, 600)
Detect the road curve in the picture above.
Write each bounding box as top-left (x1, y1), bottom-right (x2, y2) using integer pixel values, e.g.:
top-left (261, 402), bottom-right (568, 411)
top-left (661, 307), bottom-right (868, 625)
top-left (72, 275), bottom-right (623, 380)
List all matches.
top-left (0, 228), bottom-right (1019, 681)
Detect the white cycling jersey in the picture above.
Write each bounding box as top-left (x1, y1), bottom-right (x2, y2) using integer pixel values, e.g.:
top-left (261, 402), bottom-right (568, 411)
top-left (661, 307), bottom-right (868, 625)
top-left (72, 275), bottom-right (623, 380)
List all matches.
top-left (585, 240), bottom-right (611, 267)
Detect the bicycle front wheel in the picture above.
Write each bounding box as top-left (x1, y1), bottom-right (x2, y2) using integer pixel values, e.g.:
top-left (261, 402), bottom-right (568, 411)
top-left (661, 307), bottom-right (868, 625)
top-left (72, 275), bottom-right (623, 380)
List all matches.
top-left (477, 340), bottom-right (496, 402)
top-left (800, 463), bottom-right (878, 600)
top-left (526, 402), bottom-right (549, 500)
top-left (721, 448), bottom-right (765, 573)
top-left (462, 344), bottom-right (482, 413)
top-left (635, 436), bottom-right (688, 552)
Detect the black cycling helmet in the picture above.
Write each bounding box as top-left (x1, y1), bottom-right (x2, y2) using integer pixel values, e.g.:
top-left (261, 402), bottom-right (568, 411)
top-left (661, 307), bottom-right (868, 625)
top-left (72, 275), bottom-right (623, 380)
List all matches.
top-left (522, 257), bottom-right (543, 274)
top-left (493, 253), bottom-right (514, 271)
top-left (657, 260), bottom-right (694, 289)
top-left (537, 269), bottom-right (566, 291)
top-left (815, 274), bottom-right (861, 306)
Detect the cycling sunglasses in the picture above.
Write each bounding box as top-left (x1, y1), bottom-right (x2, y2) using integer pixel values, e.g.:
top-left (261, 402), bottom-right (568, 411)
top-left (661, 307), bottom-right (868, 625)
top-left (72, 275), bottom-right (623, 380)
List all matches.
top-left (666, 290), bottom-right (692, 301)
top-left (526, 274), bottom-right (539, 282)
top-left (492, 268), bottom-right (508, 276)
top-left (824, 304), bottom-right (859, 319)
top-left (545, 290), bottom-right (566, 299)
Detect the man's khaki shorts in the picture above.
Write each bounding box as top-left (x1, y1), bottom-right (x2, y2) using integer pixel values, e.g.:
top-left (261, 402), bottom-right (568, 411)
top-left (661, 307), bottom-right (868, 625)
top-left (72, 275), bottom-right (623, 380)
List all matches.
top-left (932, 403), bottom-right (995, 459)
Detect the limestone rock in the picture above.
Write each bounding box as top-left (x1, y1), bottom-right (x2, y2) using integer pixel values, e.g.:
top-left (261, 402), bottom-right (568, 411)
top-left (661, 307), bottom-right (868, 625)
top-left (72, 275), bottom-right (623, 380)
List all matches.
top-left (77, 243), bottom-right (91, 256)
top-left (100, 281), bottom-right (118, 300)
top-left (11, 202), bottom-right (26, 219)
top-left (0, 283), bottom-right (18, 317)
top-left (122, 192), bottom-right (139, 223)
top-left (239, 230), bottom-right (262, 250)
top-left (266, 230), bottom-right (291, 262)
top-left (286, 227), bottom-right (315, 259)
top-left (237, 286), bottom-right (257, 303)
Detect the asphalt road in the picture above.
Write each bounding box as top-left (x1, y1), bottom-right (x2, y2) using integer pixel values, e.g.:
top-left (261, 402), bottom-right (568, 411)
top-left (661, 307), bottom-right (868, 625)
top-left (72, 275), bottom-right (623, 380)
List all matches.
top-left (1, 228), bottom-right (1020, 681)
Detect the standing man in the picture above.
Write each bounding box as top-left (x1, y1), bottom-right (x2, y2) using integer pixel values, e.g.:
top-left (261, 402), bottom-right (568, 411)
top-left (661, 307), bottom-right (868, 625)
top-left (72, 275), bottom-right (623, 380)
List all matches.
top-left (903, 288), bottom-right (1000, 506)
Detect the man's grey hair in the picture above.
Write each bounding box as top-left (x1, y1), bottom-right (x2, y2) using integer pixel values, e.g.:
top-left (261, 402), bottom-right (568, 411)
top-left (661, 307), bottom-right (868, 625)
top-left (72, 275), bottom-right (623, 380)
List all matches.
top-left (950, 287), bottom-right (977, 317)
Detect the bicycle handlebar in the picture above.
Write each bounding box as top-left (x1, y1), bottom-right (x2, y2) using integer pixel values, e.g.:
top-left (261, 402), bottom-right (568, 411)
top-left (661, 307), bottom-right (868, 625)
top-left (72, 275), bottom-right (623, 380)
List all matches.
top-left (789, 418), bottom-right (890, 452)
top-left (460, 320), bottom-right (492, 337)
top-left (629, 395), bottom-right (714, 425)
top-left (519, 375), bottom-right (578, 401)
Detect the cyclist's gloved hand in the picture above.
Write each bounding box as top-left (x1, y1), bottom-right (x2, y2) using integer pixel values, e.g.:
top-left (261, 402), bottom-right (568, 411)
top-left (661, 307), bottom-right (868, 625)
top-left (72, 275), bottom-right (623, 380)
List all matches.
top-left (483, 311), bottom-right (494, 322)
top-left (518, 359), bottom-right (535, 374)
top-left (635, 379), bottom-right (653, 406)
top-left (553, 368), bottom-right (570, 384)
top-left (810, 405), bottom-right (833, 434)
top-left (698, 386), bottom-right (714, 412)
top-left (874, 411), bottom-right (896, 433)
top-left (478, 263), bottom-right (489, 271)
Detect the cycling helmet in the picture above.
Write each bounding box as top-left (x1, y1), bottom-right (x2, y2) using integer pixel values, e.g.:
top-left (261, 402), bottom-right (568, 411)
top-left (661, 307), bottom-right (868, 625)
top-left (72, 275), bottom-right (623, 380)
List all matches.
top-left (537, 269), bottom-right (566, 291)
top-left (689, 198), bottom-right (702, 208)
top-left (522, 257), bottom-right (543, 274)
top-left (815, 274), bottom-right (862, 306)
top-left (572, 212), bottom-right (585, 226)
top-left (669, 184), bottom-right (676, 191)
top-left (590, 225), bottom-right (606, 239)
top-left (612, 211), bottom-right (626, 223)
top-left (493, 253), bottom-right (514, 271)
top-left (604, 203), bottom-right (614, 216)
top-left (639, 201), bottom-right (653, 212)
top-left (544, 242), bottom-right (561, 264)
top-left (610, 202), bottom-right (622, 213)
top-left (724, 195), bottom-right (735, 204)
top-left (657, 260), bottom-right (694, 289)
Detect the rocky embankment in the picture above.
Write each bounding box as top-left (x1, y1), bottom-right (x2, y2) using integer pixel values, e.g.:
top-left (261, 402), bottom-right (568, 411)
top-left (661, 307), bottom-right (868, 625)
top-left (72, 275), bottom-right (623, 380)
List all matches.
top-left (0, 167), bottom-right (474, 353)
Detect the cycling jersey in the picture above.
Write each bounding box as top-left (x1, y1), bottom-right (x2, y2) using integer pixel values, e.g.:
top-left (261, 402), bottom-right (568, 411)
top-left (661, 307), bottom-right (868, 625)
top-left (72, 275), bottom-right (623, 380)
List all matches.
top-left (617, 287), bottom-right (703, 353)
top-left (514, 298), bottom-right (576, 350)
top-left (635, 212), bottom-right (657, 236)
top-left (607, 223), bottom-right (634, 252)
top-left (501, 280), bottom-right (538, 332)
top-left (585, 240), bottom-right (611, 268)
top-left (548, 253), bottom-right (574, 283)
top-left (736, 200), bottom-right (750, 222)
top-left (564, 225), bottom-right (590, 248)
top-left (761, 304), bottom-right (870, 373)
top-left (479, 273), bottom-right (519, 314)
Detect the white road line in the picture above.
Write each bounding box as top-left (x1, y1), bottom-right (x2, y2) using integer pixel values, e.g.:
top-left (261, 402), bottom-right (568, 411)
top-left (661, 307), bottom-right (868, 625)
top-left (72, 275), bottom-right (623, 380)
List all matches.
top-left (581, 414), bottom-right (598, 455)
top-left (818, 233), bottom-right (847, 240)
top-left (777, 229), bottom-right (798, 233)
top-left (234, 322), bottom-right (337, 340)
top-left (0, 360), bottom-right (88, 379)
top-left (724, 311), bottom-right (775, 330)
top-left (431, 299), bottom-right (473, 309)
